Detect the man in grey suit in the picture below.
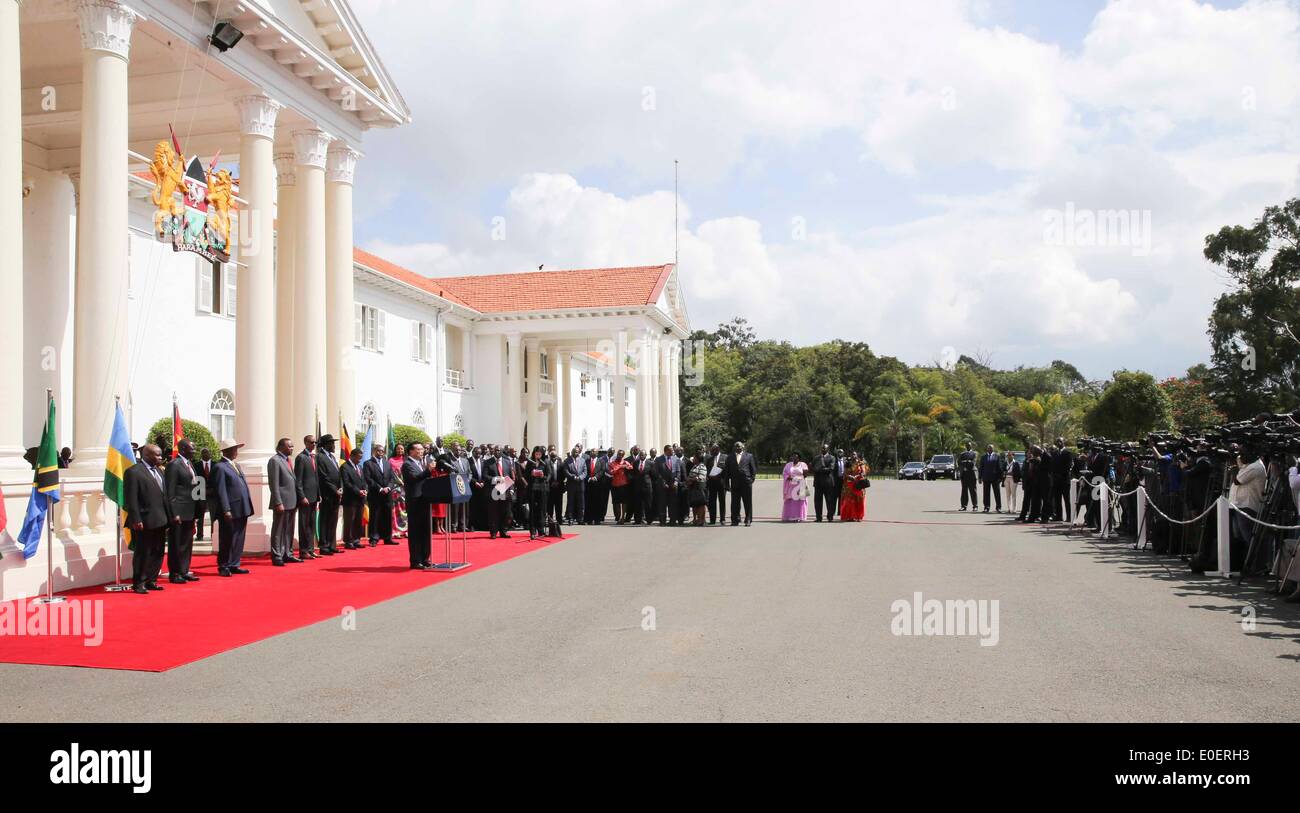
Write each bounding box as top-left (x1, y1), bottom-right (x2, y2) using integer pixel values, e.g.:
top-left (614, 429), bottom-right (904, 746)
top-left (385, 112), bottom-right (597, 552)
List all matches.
top-left (294, 434), bottom-right (320, 558)
top-left (267, 437), bottom-right (301, 566)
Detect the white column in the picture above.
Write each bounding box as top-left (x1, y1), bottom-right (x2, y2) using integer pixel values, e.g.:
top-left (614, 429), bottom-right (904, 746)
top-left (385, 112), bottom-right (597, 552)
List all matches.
top-left (612, 331), bottom-right (627, 452)
top-left (70, 0), bottom-right (138, 474)
top-left (234, 94), bottom-right (281, 459)
top-left (325, 142), bottom-right (359, 429)
top-left (291, 128), bottom-right (330, 435)
top-left (272, 152), bottom-right (296, 439)
top-left (635, 332), bottom-right (651, 451)
top-left (667, 340), bottom-right (681, 443)
top-left (503, 332), bottom-right (522, 446)
top-left (525, 337), bottom-right (542, 449)
top-left (0, 0), bottom-right (25, 479)
top-left (656, 338), bottom-right (671, 449)
top-left (555, 350), bottom-right (569, 451)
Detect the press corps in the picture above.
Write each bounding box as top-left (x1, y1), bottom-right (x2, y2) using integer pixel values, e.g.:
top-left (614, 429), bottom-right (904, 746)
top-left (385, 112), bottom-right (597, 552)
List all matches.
top-left (50, 744), bottom-right (151, 794)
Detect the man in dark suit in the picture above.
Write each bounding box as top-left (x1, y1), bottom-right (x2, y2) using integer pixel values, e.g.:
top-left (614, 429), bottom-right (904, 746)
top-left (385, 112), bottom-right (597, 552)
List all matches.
top-left (193, 447), bottom-right (214, 541)
top-left (958, 441), bottom-right (979, 511)
top-left (811, 443), bottom-right (837, 522)
top-left (623, 446), bottom-right (643, 525)
top-left (211, 439), bottom-right (252, 576)
top-left (123, 444), bottom-right (169, 594)
top-left (673, 445), bottom-right (689, 523)
top-left (727, 441), bottom-right (757, 526)
top-left (652, 445), bottom-right (682, 526)
top-left (316, 434), bottom-right (343, 555)
top-left (294, 434), bottom-right (320, 559)
top-left (364, 444), bottom-right (397, 545)
top-left (1050, 437), bottom-right (1073, 522)
top-left (832, 448), bottom-right (847, 518)
top-left (341, 447), bottom-right (368, 548)
top-left (484, 447), bottom-right (513, 539)
top-left (706, 443), bottom-right (728, 525)
top-left (584, 449), bottom-right (609, 524)
top-left (978, 444), bottom-right (1004, 513)
top-left (638, 447), bottom-right (655, 524)
top-left (162, 438), bottom-right (201, 584)
top-left (468, 445), bottom-right (490, 532)
top-left (402, 442), bottom-right (434, 569)
top-left (548, 447), bottom-right (565, 527)
top-left (563, 446), bottom-right (586, 525)
top-left (267, 437), bottom-right (301, 566)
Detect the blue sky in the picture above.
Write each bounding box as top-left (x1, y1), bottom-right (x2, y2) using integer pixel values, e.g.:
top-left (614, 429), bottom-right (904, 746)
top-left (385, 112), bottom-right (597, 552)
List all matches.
top-left (349, 0), bottom-right (1298, 381)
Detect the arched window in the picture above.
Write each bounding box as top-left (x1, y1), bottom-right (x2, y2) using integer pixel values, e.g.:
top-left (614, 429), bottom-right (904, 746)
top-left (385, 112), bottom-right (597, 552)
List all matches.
top-left (453, 412), bottom-right (465, 432)
top-left (209, 389), bottom-right (235, 440)
top-left (581, 429), bottom-right (589, 449)
top-left (597, 430), bottom-right (604, 449)
top-left (411, 407), bottom-right (426, 429)
top-left (359, 401), bottom-right (377, 432)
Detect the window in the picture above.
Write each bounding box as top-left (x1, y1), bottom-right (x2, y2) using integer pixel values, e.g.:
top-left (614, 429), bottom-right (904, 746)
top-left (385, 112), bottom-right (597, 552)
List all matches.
top-left (579, 374), bottom-right (588, 398)
top-left (541, 353), bottom-right (550, 380)
top-left (411, 408), bottom-right (426, 429)
top-left (411, 321), bottom-right (433, 363)
top-left (597, 431), bottom-right (604, 448)
top-left (581, 429), bottom-right (589, 449)
top-left (596, 379), bottom-right (603, 401)
top-left (209, 389), bottom-right (235, 440)
top-left (359, 401), bottom-right (378, 432)
top-left (198, 261), bottom-right (235, 316)
top-left (354, 304), bottom-right (385, 352)
top-left (523, 352), bottom-right (528, 394)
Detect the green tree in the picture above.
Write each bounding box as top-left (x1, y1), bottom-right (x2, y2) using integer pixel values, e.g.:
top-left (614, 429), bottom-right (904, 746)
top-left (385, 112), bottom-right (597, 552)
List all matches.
top-left (1159, 375), bottom-right (1225, 429)
top-left (1083, 371), bottom-right (1173, 439)
top-left (147, 418), bottom-right (217, 458)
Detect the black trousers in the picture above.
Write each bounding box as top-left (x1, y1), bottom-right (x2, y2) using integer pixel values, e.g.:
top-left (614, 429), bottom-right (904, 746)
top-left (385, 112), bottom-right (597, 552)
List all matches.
top-left (981, 480), bottom-right (1001, 510)
top-left (653, 482), bottom-right (671, 524)
top-left (318, 496), bottom-right (340, 553)
top-left (625, 483), bottom-right (643, 523)
top-left (1051, 477), bottom-right (1071, 521)
top-left (731, 482), bottom-right (753, 524)
top-left (407, 500), bottom-right (432, 566)
top-left (131, 527), bottom-right (166, 587)
top-left (814, 481), bottom-right (836, 520)
top-left (217, 515), bottom-right (246, 569)
top-left (194, 503), bottom-right (208, 540)
top-left (585, 482), bottom-right (608, 523)
top-left (167, 518), bottom-right (194, 576)
top-left (368, 496), bottom-right (393, 542)
top-left (489, 497), bottom-right (512, 536)
top-left (1018, 485), bottom-right (1035, 521)
top-left (566, 481), bottom-right (585, 522)
top-left (960, 475), bottom-right (978, 508)
top-left (529, 489), bottom-right (549, 535)
top-left (549, 488), bottom-right (564, 525)
top-left (297, 502), bottom-right (318, 554)
top-left (342, 502), bottom-right (364, 545)
top-left (639, 479), bottom-right (655, 523)
top-left (707, 481), bottom-right (726, 523)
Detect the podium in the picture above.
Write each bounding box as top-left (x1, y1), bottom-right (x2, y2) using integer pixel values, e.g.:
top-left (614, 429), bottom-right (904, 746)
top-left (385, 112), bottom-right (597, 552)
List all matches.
top-left (423, 471), bottom-right (472, 571)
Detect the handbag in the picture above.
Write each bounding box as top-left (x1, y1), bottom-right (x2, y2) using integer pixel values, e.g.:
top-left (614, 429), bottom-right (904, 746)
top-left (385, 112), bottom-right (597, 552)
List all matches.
top-left (854, 478), bottom-right (870, 490)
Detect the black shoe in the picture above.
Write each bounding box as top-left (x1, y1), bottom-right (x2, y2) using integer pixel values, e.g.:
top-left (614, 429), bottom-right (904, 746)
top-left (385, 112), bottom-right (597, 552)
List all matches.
top-left (384, 540), bottom-right (399, 545)
top-left (230, 567), bottom-right (249, 575)
top-left (217, 568), bottom-right (232, 577)
top-left (319, 550), bottom-right (335, 556)
top-left (983, 508), bottom-right (989, 513)
top-left (411, 563), bottom-right (431, 570)
top-left (184, 573), bottom-right (200, 581)
top-left (745, 521), bottom-right (752, 526)
top-left (285, 556), bottom-right (303, 564)
top-left (145, 583), bottom-right (164, 591)
top-left (132, 585), bottom-right (149, 595)
top-left (272, 559), bottom-right (285, 567)
top-left (370, 541), bottom-right (378, 547)
top-left (169, 575), bottom-right (187, 585)
top-left (500, 533), bottom-right (511, 539)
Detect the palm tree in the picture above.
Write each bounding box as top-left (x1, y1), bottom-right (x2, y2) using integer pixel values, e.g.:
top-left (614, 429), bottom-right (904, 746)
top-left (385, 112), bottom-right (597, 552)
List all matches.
top-left (903, 387), bottom-right (955, 462)
top-left (1013, 392), bottom-right (1069, 446)
top-left (855, 391), bottom-right (914, 470)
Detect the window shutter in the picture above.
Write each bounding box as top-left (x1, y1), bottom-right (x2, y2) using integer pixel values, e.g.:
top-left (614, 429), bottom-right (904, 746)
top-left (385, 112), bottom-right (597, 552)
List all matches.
top-left (376, 309), bottom-right (386, 352)
top-left (223, 265), bottom-right (237, 316)
top-left (354, 303), bottom-right (362, 347)
top-left (198, 261), bottom-right (213, 313)
top-left (410, 320), bottom-right (420, 360)
top-left (423, 324), bottom-right (433, 365)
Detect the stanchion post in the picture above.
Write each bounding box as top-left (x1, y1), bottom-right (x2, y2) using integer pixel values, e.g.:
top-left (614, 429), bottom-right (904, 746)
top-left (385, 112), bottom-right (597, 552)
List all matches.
top-left (1136, 486), bottom-right (1148, 549)
top-left (32, 493), bottom-right (67, 605)
top-left (1097, 479), bottom-right (1111, 538)
top-left (104, 520), bottom-right (132, 592)
top-left (1209, 496), bottom-right (1234, 578)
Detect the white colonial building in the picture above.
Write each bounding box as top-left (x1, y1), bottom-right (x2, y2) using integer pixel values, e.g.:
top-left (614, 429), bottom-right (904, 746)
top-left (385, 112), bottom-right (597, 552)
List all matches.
top-left (1, 0), bottom-right (688, 600)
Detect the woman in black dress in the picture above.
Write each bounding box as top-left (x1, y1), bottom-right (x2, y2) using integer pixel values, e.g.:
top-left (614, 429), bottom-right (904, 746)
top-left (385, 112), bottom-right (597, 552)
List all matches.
top-left (522, 445), bottom-right (553, 540)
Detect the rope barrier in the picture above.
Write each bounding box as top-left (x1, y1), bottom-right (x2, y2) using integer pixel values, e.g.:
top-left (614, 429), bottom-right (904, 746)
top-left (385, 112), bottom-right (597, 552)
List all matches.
top-left (1143, 496), bottom-right (1217, 526)
top-left (1225, 502), bottom-right (1300, 531)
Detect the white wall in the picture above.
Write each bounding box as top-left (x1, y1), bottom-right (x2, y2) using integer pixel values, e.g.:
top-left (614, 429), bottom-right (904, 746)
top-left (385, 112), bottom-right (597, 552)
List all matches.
top-left (565, 353), bottom-right (636, 451)
top-left (349, 282), bottom-right (441, 438)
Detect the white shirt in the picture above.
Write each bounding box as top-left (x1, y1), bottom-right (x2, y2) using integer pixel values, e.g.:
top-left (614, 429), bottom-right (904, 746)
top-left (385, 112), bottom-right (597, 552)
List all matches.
top-left (1235, 459), bottom-right (1267, 513)
top-left (1288, 466), bottom-right (1300, 515)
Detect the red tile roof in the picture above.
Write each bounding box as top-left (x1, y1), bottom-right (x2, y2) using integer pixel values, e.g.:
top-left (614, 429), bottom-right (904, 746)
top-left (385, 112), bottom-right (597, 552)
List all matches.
top-left (353, 247), bottom-right (673, 314)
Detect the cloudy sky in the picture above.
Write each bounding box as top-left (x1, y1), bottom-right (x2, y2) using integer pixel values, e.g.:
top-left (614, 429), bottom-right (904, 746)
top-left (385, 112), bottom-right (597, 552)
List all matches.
top-left (347, 0), bottom-right (1300, 381)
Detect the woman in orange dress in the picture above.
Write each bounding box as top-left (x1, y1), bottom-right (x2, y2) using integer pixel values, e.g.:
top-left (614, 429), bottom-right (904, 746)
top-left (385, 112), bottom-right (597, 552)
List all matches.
top-left (839, 453), bottom-right (869, 521)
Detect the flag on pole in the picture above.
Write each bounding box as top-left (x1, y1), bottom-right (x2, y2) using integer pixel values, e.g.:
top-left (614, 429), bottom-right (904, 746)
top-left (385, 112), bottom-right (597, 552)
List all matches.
top-left (386, 415), bottom-right (396, 454)
top-left (0, 482), bottom-right (8, 536)
top-left (315, 406), bottom-right (322, 443)
top-left (339, 414), bottom-right (353, 461)
top-left (16, 395), bottom-right (60, 559)
top-left (171, 396), bottom-right (184, 459)
top-left (361, 422), bottom-right (376, 462)
top-left (105, 400), bottom-right (137, 550)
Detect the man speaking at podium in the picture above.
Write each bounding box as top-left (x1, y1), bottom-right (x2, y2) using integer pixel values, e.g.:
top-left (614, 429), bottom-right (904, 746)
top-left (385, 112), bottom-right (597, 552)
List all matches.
top-left (402, 442), bottom-right (434, 570)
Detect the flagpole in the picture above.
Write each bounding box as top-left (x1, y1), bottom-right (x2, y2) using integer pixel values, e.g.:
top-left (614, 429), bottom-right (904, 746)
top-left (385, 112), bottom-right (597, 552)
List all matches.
top-left (33, 389), bottom-right (65, 606)
top-left (105, 395), bottom-right (131, 592)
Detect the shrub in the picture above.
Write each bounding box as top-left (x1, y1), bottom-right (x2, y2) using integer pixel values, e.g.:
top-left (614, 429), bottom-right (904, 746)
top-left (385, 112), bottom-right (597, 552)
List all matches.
top-left (147, 418), bottom-right (217, 458)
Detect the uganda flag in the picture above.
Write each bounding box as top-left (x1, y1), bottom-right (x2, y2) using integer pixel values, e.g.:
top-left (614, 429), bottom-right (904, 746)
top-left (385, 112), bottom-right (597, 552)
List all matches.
top-left (339, 415), bottom-right (353, 462)
top-left (16, 395), bottom-right (60, 559)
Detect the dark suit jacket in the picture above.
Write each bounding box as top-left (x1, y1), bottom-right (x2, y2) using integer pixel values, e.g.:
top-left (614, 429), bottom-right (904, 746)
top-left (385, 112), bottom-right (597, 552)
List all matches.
top-left (317, 449), bottom-right (342, 504)
top-left (211, 457), bottom-right (253, 518)
top-left (294, 449), bottom-right (320, 503)
top-left (652, 455), bottom-right (680, 486)
top-left (163, 456), bottom-right (198, 521)
top-left (978, 453), bottom-right (1004, 482)
top-left (363, 456), bottom-right (396, 506)
top-left (726, 452), bottom-right (757, 489)
top-left (811, 454), bottom-right (836, 488)
top-left (523, 459), bottom-right (553, 493)
top-left (341, 460), bottom-right (367, 506)
top-left (402, 456), bottom-right (433, 505)
top-left (124, 464), bottom-right (170, 530)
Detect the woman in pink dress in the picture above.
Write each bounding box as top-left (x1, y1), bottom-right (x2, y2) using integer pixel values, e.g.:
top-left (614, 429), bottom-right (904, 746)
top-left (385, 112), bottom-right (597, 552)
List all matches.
top-left (782, 453), bottom-right (810, 522)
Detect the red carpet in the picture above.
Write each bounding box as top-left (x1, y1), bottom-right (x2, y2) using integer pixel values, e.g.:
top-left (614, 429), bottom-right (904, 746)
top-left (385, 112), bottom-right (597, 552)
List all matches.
top-left (0, 531), bottom-right (576, 672)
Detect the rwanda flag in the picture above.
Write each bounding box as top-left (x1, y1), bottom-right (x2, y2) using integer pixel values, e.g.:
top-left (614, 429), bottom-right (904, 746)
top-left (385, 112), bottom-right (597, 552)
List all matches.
top-left (16, 396), bottom-right (60, 559)
top-left (103, 401), bottom-right (136, 507)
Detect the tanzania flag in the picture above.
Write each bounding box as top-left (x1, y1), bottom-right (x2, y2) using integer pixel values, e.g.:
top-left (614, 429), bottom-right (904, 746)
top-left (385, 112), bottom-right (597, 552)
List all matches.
top-left (16, 396), bottom-right (60, 559)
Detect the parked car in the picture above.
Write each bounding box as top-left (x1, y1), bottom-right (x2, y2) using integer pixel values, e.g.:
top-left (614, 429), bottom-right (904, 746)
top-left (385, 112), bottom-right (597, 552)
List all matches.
top-left (898, 461), bottom-right (926, 480)
top-left (1012, 451), bottom-right (1026, 466)
top-left (925, 454), bottom-right (956, 480)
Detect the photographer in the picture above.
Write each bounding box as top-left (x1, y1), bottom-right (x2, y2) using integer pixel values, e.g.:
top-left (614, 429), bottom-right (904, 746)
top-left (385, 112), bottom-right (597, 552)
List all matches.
top-left (1231, 447), bottom-right (1266, 571)
top-left (1284, 460), bottom-right (1300, 602)
top-left (1183, 442), bottom-right (1216, 573)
